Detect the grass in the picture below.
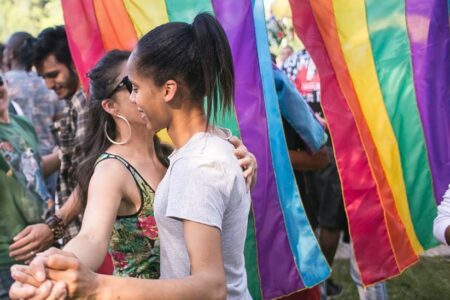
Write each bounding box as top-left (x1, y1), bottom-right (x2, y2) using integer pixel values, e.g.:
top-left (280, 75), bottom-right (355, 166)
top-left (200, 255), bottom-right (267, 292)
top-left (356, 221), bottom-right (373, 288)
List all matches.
top-left (330, 256), bottom-right (450, 300)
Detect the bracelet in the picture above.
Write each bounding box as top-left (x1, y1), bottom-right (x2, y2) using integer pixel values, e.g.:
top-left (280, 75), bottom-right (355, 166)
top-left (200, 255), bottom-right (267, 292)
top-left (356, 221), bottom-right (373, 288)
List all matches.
top-left (44, 214), bottom-right (66, 240)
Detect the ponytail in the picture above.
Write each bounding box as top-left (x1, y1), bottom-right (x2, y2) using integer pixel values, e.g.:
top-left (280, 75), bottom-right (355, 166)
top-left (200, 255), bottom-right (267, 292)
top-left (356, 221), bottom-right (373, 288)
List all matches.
top-left (192, 13), bottom-right (234, 125)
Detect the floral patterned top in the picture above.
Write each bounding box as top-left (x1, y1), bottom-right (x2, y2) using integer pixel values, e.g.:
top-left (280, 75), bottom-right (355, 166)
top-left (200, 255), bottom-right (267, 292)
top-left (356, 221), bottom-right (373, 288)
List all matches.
top-left (95, 153), bottom-right (160, 279)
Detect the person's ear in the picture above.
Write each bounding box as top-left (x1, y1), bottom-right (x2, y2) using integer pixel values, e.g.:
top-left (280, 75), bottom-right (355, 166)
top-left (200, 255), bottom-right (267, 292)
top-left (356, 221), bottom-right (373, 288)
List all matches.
top-left (101, 99), bottom-right (118, 116)
top-left (163, 80), bottom-right (177, 103)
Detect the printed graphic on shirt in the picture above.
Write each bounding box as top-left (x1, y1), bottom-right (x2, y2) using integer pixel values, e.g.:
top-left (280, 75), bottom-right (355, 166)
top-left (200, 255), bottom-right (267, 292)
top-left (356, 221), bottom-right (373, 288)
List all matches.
top-left (0, 140), bottom-right (50, 203)
top-left (282, 50), bottom-right (322, 114)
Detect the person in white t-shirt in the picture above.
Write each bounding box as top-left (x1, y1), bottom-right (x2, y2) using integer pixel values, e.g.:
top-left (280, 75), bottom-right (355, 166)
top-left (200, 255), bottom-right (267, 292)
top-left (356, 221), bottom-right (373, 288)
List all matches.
top-left (433, 185), bottom-right (450, 245)
top-left (123, 13), bottom-right (252, 299)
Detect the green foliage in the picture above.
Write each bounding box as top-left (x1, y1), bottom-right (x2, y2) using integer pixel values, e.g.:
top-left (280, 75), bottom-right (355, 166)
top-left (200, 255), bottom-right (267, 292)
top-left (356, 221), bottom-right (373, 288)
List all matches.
top-left (265, 15), bottom-right (303, 59)
top-left (0, 0), bottom-right (63, 42)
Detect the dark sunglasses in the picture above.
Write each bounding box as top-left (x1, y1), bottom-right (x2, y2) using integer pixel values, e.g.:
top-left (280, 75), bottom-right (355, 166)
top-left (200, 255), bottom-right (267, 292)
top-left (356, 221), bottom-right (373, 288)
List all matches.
top-left (107, 76), bottom-right (132, 98)
top-left (0, 76), bottom-right (3, 86)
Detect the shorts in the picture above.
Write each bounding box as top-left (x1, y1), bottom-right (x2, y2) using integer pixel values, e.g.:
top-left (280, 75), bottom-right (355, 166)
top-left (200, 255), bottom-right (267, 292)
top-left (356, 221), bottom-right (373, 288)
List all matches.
top-left (299, 145), bottom-right (348, 231)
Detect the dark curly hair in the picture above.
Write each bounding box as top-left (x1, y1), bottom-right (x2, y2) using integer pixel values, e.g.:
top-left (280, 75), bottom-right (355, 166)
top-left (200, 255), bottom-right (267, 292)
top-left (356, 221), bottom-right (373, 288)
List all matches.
top-left (33, 26), bottom-right (73, 70)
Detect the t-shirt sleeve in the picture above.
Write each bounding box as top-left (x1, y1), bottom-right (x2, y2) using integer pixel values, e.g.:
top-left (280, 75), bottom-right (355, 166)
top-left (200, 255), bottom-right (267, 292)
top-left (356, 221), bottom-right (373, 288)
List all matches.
top-left (433, 185), bottom-right (450, 245)
top-left (165, 157), bottom-right (230, 230)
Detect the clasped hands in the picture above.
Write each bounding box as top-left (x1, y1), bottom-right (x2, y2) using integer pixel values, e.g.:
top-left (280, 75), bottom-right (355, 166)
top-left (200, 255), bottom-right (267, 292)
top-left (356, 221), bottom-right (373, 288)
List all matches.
top-left (9, 248), bottom-right (95, 300)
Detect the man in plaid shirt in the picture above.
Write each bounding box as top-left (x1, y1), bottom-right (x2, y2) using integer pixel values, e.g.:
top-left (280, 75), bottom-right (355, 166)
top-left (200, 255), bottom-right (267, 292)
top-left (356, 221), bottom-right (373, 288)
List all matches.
top-left (8, 26), bottom-right (87, 261)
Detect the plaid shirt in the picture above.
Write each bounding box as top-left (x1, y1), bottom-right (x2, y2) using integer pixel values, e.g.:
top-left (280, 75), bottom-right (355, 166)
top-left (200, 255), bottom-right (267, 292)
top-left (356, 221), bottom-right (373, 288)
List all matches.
top-left (57, 88), bottom-right (88, 242)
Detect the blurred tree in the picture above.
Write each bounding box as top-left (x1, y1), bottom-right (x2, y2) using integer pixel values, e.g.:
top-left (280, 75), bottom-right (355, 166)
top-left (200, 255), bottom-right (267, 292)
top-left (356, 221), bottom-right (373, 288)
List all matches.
top-left (0, 0), bottom-right (63, 42)
top-left (264, 0), bottom-right (303, 61)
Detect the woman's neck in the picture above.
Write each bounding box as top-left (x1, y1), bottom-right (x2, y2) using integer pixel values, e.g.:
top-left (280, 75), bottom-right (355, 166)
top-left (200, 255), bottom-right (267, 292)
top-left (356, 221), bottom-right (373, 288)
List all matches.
top-left (167, 108), bottom-right (207, 149)
top-left (109, 123), bottom-right (155, 159)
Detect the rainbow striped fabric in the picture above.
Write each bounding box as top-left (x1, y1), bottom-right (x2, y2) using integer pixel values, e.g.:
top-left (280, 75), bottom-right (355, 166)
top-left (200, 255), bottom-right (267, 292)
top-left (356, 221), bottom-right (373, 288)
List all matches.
top-left (288, 0), bottom-right (449, 286)
top-left (61, 0), bottom-right (330, 298)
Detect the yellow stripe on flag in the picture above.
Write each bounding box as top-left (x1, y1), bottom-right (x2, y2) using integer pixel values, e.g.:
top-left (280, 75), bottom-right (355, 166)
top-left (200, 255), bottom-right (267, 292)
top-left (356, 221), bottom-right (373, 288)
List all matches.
top-left (123, 0), bottom-right (169, 38)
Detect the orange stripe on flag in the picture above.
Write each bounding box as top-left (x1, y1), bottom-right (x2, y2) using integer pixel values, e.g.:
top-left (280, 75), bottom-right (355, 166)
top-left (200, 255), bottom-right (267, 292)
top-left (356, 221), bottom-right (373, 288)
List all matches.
top-left (93, 0), bottom-right (138, 51)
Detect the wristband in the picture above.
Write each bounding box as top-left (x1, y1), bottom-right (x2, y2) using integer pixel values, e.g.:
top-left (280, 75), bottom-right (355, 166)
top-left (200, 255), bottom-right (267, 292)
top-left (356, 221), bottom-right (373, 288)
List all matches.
top-left (44, 214), bottom-right (66, 240)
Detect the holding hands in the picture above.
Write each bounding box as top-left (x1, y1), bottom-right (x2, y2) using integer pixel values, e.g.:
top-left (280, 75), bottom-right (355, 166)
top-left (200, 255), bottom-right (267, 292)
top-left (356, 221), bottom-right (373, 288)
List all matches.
top-left (9, 224), bottom-right (54, 263)
top-left (9, 248), bottom-right (96, 300)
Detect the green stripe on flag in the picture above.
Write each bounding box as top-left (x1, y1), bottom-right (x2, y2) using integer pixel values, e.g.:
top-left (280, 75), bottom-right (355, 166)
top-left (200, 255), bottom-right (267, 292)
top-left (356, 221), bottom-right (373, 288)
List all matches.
top-left (165, 0), bottom-right (213, 23)
top-left (245, 211), bottom-right (263, 300)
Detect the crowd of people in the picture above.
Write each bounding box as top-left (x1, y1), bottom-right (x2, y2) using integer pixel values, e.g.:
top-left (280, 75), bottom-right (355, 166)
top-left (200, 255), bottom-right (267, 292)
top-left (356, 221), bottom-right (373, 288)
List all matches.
top-left (1, 13), bottom-right (258, 300)
top-left (0, 12), bottom-right (448, 300)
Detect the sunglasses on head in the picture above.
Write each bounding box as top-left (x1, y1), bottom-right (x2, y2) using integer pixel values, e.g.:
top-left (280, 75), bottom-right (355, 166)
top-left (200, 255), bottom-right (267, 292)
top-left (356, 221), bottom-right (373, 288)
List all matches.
top-left (107, 76), bottom-right (132, 98)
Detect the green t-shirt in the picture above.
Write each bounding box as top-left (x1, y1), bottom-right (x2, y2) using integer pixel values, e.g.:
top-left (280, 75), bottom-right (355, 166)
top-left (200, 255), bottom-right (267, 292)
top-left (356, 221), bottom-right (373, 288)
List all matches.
top-left (0, 115), bottom-right (47, 270)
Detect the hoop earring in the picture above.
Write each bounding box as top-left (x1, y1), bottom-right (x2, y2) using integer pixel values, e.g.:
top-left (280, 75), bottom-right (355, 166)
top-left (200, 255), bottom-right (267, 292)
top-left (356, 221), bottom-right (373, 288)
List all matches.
top-left (104, 114), bottom-right (131, 145)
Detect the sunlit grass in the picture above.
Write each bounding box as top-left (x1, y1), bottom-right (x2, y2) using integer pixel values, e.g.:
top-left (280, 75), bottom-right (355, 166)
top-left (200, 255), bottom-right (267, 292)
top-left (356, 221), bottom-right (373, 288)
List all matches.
top-left (331, 256), bottom-right (450, 300)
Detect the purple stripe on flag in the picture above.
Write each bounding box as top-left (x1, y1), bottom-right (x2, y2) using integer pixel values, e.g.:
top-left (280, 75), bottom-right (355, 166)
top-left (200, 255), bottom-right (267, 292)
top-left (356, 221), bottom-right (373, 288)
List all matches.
top-left (213, 0), bottom-right (305, 297)
top-left (406, 0), bottom-right (450, 203)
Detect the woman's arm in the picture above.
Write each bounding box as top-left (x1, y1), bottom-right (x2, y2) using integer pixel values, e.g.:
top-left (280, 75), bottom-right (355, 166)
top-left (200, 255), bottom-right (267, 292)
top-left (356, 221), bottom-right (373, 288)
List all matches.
top-left (92, 221), bottom-right (226, 300)
top-left (63, 160), bottom-right (124, 270)
top-left (11, 222), bottom-right (227, 300)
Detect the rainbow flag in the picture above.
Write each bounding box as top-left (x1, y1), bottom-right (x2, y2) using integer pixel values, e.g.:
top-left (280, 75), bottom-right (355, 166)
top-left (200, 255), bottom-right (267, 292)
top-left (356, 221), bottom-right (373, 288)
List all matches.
top-left (61, 0), bottom-right (330, 298)
top-left (288, 0), bottom-right (449, 286)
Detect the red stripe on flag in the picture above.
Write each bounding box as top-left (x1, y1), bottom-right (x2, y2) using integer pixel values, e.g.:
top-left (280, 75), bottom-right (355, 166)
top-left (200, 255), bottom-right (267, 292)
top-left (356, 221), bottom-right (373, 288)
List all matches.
top-left (62, 0), bottom-right (106, 92)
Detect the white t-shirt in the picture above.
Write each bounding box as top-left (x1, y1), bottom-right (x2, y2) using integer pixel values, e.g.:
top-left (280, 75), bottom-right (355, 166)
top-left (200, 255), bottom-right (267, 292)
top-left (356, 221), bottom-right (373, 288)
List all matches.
top-left (433, 184), bottom-right (450, 245)
top-left (154, 131), bottom-right (252, 300)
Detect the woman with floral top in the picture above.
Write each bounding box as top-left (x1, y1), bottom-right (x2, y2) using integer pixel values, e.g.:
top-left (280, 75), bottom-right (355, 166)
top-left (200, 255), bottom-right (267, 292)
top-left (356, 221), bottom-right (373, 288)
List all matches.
top-left (62, 50), bottom-right (167, 279)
